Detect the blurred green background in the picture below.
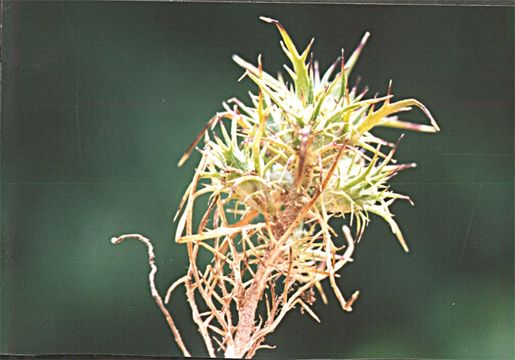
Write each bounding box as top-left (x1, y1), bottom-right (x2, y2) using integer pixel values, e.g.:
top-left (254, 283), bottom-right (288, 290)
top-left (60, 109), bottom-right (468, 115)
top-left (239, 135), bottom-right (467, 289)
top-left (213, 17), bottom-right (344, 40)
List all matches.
top-left (1, 2), bottom-right (513, 359)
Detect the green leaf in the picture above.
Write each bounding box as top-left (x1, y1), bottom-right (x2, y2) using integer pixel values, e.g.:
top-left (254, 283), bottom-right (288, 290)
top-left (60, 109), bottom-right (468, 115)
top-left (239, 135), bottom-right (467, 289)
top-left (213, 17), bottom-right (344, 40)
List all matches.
top-left (260, 17), bottom-right (314, 104)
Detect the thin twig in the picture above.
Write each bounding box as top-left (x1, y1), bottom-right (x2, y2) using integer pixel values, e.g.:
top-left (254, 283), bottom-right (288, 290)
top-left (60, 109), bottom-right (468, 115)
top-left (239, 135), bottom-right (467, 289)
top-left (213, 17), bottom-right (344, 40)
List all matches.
top-left (185, 270), bottom-right (217, 358)
top-left (111, 234), bottom-right (191, 357)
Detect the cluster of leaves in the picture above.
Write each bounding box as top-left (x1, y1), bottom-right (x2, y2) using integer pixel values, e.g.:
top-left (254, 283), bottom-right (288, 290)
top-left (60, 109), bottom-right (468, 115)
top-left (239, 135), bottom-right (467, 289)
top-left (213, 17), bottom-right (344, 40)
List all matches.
top-left (171, 17), bottom-right (438, 357)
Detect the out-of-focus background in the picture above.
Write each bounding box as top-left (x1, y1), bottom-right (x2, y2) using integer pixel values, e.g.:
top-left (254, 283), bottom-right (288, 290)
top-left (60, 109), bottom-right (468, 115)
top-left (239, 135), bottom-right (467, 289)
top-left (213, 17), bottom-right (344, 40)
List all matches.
top-left (1, 2), bottom-right (513, 358)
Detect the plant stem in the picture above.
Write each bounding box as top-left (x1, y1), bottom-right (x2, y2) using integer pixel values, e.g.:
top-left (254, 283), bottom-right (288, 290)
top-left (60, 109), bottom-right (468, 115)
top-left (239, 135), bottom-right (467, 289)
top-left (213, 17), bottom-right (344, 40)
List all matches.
top-left (111, 234), bottom-right (191, 357)
top-left (225, 191), bottom-right (304, 358)
top-left (226, 264), bottom-right (270, 358)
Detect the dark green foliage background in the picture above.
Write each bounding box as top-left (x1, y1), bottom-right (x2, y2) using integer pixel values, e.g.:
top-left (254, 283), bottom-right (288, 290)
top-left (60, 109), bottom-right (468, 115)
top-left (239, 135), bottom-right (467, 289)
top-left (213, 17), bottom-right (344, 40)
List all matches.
top-left (1, 2), bottom-right (513, 358)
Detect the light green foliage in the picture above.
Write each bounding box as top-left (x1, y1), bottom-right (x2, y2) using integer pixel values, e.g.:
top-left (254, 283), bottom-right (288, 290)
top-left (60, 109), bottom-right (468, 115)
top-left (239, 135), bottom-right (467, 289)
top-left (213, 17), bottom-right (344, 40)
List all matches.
top-left (172, 17), bottom-right (439, 357)
top-left (177, 17), bottom-right (438, 253)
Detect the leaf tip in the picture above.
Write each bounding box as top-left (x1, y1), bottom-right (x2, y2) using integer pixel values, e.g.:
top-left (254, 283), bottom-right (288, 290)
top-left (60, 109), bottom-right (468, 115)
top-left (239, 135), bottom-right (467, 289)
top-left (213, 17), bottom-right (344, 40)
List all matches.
top-left (177, 154), bottom-right (188, 167)
top-left (260, 16), bottom-right (279, 25)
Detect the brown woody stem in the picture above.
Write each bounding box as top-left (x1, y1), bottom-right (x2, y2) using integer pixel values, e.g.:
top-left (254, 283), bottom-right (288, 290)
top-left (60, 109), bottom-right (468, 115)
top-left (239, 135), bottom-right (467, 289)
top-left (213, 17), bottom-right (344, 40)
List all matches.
top-left (111, 234), bottom-right (191, 357)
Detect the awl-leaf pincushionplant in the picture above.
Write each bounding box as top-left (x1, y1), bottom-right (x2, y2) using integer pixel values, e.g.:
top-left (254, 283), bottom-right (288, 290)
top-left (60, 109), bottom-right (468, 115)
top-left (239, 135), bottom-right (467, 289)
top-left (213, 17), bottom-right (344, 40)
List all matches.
top-left (112, 17), bottom-right (439, 359)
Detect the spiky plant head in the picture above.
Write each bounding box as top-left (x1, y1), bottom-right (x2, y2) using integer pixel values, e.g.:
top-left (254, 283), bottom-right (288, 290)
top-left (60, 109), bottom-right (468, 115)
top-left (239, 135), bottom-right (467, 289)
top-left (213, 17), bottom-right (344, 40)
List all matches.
top-left (175, 17), bottom-right (439, 317)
